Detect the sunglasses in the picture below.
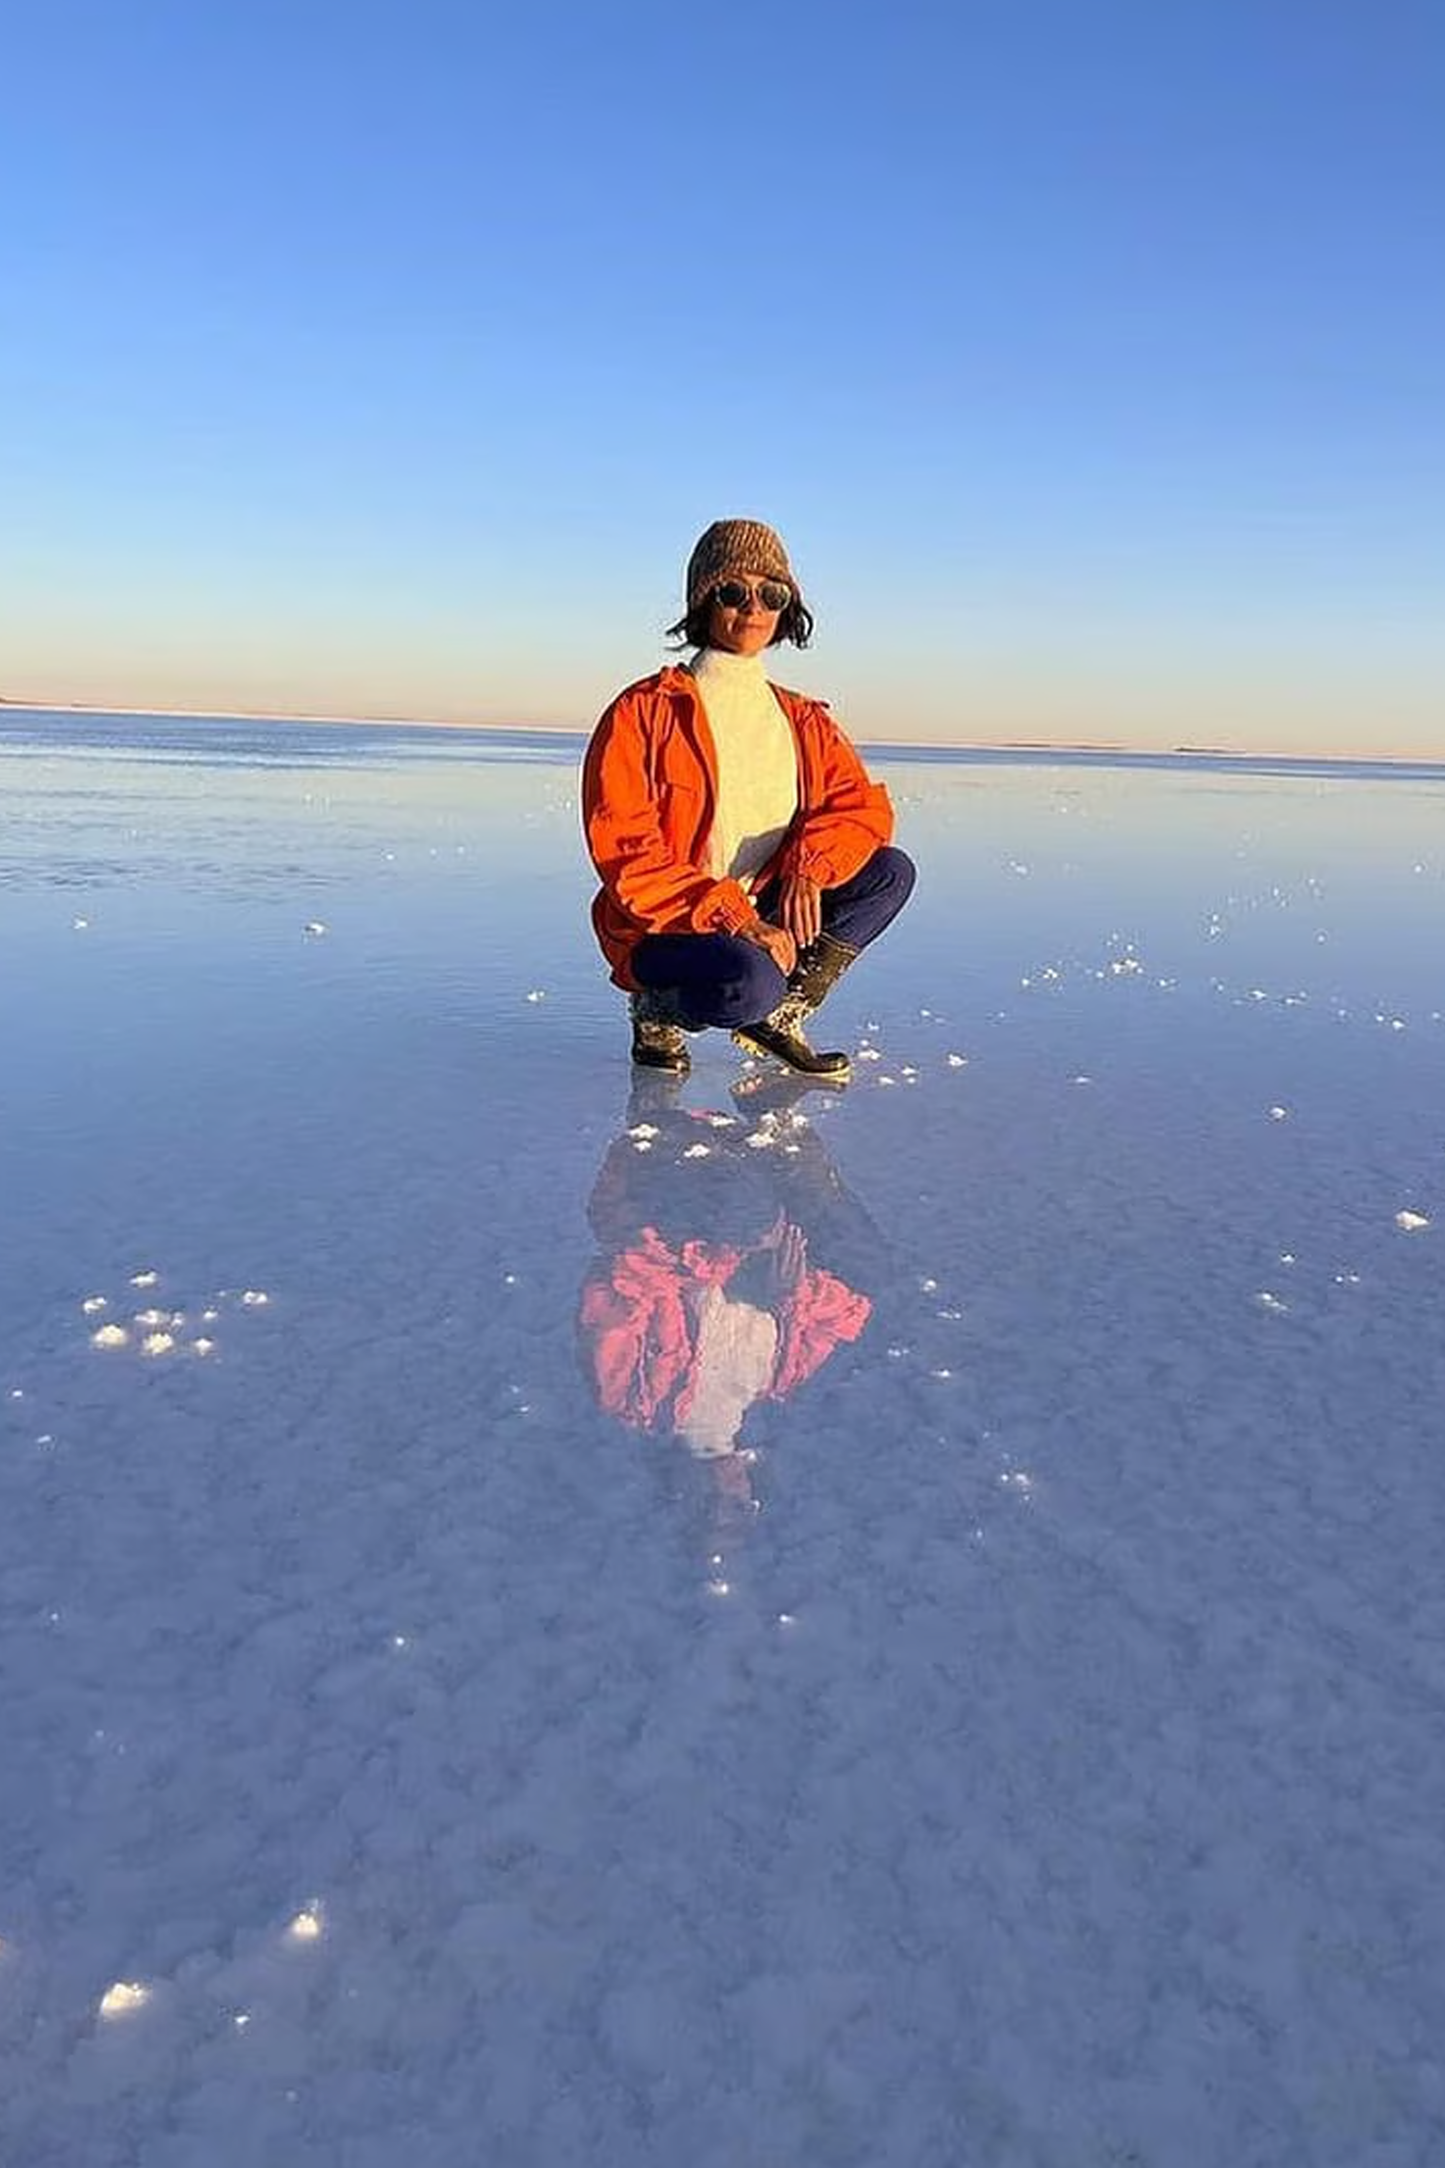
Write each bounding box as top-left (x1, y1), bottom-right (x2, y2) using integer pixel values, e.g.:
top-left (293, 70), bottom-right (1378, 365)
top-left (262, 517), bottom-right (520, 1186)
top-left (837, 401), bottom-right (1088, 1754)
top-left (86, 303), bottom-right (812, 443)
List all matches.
top-left (711, 578), bottom-right (792, 613)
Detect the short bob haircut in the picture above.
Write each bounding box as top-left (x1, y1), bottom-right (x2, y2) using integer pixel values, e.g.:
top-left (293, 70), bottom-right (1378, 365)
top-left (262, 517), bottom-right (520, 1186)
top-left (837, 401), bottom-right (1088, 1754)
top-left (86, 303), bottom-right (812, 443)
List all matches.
top-left (665, 589), bottom-right (815, 651)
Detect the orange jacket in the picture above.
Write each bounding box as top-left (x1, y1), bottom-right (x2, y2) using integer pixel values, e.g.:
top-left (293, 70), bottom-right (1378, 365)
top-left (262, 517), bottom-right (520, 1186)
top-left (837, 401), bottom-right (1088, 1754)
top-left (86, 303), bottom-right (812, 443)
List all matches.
top-left (582, 666), bottom-right (895, 987)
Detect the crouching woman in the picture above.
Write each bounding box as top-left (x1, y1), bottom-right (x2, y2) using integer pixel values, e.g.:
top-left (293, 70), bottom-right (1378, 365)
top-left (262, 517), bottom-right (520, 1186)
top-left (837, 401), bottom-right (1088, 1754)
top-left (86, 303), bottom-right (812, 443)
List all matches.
top-left (581, 518), bottom-right (916, 1080)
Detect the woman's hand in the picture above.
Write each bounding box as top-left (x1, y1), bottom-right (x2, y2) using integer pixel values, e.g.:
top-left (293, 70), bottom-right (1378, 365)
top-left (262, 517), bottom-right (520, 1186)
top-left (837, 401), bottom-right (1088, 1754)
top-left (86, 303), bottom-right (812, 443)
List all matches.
top-left (777, 873), bottom-right (823, 951)
top-left (742, 919), bottom-right (797, 978)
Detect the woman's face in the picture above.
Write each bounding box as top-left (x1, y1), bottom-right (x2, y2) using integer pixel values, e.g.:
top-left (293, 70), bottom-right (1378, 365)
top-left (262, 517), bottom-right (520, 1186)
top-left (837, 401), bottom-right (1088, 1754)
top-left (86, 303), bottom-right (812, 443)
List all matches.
top-left (705, 579), bottom-right (787, 656)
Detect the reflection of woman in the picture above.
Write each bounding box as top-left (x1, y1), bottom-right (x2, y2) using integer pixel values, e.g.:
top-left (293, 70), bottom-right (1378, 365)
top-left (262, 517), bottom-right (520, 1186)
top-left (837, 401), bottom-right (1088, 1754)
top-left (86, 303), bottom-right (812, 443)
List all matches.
top-left (582, 519), bottom-right (916, 1080)
top-left (578, 1097), bottom-right (875, 1483)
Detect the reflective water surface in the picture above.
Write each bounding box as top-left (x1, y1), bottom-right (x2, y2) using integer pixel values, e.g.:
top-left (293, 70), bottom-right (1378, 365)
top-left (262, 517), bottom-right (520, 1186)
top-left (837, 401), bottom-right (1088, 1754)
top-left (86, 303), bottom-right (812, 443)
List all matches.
top-left (3, 713), bottom-right (1444, 2167)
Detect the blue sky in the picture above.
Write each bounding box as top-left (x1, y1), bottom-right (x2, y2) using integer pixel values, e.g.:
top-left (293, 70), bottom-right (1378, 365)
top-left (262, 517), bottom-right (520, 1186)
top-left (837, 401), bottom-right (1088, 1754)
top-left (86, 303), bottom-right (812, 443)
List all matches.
top-left (3, 0), bottom-right (1442, 749)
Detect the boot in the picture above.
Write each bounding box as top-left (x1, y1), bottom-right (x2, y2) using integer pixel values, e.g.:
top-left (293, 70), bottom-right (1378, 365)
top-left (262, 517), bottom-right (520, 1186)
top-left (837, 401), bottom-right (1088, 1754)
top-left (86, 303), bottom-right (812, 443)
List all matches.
top-left (733, 932), bottom-right (859, 1080)
top-left (629, 987), bottom-right (690, 1074)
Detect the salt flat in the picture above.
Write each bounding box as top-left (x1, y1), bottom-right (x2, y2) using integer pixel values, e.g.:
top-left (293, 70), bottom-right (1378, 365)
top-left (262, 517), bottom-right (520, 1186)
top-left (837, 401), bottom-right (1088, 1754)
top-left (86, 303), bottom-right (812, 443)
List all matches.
top-left (2, 714), bottom-right (1443, 2166)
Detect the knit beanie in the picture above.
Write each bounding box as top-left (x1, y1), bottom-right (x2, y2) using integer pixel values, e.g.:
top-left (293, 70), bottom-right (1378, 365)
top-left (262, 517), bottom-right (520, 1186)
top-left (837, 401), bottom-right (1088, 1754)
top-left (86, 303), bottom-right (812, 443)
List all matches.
top-left (685, 519), bottom-right (796, 613)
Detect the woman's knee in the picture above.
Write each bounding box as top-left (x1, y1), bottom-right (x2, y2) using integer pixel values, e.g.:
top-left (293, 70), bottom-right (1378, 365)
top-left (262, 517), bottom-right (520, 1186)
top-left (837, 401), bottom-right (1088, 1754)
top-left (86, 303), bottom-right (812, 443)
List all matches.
top-left (678, 943), bottom-right (786, 1029)
top-left (869, 845), bottom-right (917, 902)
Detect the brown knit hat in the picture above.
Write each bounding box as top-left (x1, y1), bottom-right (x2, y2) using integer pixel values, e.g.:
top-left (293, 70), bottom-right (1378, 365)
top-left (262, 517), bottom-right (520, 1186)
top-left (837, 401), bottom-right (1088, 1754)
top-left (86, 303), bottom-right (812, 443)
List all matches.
top-left (685, 519), bottom-right (796, 612)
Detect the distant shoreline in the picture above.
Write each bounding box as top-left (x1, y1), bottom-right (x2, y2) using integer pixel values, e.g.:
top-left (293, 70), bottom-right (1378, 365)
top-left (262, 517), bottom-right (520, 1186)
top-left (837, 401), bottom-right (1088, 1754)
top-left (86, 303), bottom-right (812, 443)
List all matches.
top-left (1, 698), bottom-right (1440, 769)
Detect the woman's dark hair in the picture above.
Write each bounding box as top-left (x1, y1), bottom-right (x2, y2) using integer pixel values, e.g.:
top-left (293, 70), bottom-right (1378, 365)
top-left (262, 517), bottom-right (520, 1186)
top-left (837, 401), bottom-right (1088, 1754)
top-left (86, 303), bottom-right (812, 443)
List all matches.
top-left (665, 591), bottom-right (815, 651)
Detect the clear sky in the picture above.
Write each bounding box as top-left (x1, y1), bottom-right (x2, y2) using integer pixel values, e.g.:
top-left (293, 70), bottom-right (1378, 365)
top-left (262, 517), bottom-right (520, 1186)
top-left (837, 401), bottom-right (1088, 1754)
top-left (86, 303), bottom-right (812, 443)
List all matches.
top-left (3, 0), bottom-right (1442, 750)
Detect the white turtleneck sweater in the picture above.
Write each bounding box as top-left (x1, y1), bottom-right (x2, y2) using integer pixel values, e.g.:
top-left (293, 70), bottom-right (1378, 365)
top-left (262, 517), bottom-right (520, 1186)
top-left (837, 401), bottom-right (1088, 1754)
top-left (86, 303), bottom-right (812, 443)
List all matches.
top-left (688, 646), bottom-right (800, 891)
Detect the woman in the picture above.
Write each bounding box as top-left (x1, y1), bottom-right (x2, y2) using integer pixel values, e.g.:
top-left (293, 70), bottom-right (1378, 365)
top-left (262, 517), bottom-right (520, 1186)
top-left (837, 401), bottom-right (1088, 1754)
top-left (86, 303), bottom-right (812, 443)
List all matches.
top-left (582, 519), bottom-right (915, 1079)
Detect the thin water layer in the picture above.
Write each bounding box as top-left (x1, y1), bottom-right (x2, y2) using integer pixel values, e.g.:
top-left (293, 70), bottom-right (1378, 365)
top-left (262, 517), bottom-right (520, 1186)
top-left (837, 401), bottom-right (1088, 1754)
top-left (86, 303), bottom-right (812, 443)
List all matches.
top-left (2, 716), bottom-right (1443, 2166)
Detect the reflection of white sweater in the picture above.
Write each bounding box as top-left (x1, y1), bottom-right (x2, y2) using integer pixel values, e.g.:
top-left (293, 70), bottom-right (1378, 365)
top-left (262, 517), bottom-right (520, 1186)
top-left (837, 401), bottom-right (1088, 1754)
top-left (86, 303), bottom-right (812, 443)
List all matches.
top-left (677, 1284), bottom-right (778, 1458)
top-left (689, 647), bottom-right (799, 891)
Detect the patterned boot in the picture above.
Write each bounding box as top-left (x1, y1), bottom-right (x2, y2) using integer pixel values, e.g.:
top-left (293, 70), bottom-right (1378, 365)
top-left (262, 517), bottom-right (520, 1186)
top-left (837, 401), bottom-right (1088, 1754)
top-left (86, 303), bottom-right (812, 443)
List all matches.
top-left (629, 987), bottom-right (690, 1074)
top-left (733, 932), bottom-right (859, 1080)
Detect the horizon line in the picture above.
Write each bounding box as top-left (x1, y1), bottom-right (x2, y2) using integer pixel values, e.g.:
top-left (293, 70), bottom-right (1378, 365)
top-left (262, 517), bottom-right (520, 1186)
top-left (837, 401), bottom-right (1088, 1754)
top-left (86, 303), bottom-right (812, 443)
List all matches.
top-left (1, 697), bottom-right (1441, 769)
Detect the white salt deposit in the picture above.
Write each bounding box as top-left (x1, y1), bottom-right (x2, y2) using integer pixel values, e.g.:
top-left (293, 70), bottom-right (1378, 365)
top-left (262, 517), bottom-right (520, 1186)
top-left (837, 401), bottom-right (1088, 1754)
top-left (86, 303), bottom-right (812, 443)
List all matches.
top-left (1395, 1209), bottom-right (1431, 1232)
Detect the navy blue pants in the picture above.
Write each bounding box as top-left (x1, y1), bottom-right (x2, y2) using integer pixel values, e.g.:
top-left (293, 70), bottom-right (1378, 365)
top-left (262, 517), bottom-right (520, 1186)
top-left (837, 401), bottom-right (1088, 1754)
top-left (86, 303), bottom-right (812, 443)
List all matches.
top-left (631, 845), bottom-right (916, 1031)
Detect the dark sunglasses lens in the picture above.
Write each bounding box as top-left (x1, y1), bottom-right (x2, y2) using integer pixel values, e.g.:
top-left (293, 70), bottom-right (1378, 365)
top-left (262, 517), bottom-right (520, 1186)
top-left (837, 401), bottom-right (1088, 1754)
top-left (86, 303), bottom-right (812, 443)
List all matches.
top-left (714, 579), bottom-right (790, 611)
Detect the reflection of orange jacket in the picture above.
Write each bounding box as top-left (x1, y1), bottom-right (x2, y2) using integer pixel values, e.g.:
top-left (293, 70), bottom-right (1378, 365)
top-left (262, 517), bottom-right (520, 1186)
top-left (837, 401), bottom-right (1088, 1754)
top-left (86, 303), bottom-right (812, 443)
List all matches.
top-left (582, 667), bottom-right (895, 987)
top-left (579, 1228), bottom-right (872, 1433)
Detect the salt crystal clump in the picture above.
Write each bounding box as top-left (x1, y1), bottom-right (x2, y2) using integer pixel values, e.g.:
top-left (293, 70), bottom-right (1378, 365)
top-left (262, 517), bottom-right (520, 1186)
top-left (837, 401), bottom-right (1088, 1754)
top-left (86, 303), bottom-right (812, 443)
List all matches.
top-left (1395, 1210), bottom-right (1432, 1233)
top-left (682, 1144), bottom-right (711, 1159)
top-left (140, 1333), bottom-right (175, 1357)
top-left (286, 1907), bottom-right (323, 1944)
top-left (91, 1325), bottom-right (130, 1350)
top-left (946, 1053), bottom-right (968, 1068)
top-left (130, 1270), bottom-right (159, 1289)
top-left (98, 1981), bottom-right (150, 2019)
top-left (240, 1290), bottom-right (270, 1307)
top-left (81, 1296), bottom-right (107, 1316)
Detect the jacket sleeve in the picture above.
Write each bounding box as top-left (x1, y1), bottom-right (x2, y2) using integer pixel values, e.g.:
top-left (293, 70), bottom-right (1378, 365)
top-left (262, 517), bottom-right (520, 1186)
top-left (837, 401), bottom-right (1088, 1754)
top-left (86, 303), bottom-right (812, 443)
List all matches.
top-left (769, 1267), bottom-right (872, 1399)
top-left (578, 1244), bottom-right (693, 1432)
top-left (778, 699), bottom-right (894, 890)
top-left (582, 688), bottom-right (759, 938)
